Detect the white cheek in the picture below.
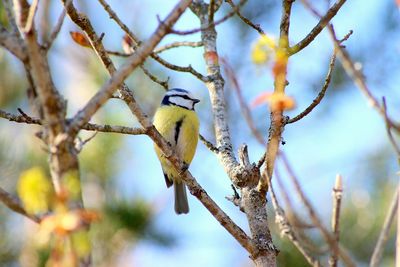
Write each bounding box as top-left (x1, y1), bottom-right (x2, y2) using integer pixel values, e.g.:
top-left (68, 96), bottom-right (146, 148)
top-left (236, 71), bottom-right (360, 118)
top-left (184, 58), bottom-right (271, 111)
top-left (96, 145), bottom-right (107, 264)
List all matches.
top-left (169, 97), bottom-right (192, 109)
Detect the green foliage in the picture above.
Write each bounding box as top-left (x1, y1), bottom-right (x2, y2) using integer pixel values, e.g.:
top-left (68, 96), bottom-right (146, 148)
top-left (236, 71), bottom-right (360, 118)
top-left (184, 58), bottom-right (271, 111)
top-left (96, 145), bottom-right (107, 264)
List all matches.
top-left (103, 200), bottom-right (175, 246)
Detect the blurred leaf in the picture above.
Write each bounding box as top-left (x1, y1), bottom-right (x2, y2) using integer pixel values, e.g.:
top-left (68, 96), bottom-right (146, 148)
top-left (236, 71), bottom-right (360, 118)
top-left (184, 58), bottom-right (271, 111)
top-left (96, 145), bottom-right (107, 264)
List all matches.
top-left (71, 230), bottom-right (91, 258)
top-left (104, 200), bottom-right (152, 235)
top-left (17, 167), bottom-right (53, 214)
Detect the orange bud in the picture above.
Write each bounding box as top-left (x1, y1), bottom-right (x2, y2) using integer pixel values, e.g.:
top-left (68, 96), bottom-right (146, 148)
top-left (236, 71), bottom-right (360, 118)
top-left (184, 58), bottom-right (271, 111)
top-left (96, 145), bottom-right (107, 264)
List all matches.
top-left (70, 31), bottom-right (91, 48)
top-left (252, 92), bottom-right (295, 112)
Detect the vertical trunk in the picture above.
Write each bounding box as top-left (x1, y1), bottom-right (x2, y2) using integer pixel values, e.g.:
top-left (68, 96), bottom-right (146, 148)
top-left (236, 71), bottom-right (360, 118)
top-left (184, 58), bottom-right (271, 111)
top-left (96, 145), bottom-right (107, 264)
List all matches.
top-left (192, 2), bottom-right (278, 266)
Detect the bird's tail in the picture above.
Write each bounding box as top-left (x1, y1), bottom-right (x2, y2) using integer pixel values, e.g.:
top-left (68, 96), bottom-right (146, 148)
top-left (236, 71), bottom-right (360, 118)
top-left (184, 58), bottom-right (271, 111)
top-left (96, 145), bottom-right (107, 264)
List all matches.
top-left (174, 182), bottom-right (189, 214)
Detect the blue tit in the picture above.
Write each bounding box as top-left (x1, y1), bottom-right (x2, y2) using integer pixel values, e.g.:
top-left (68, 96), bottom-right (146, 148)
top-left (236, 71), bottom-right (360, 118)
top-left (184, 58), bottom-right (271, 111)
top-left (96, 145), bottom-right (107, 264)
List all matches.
top-left (153, 88), bottom-right (200, 214)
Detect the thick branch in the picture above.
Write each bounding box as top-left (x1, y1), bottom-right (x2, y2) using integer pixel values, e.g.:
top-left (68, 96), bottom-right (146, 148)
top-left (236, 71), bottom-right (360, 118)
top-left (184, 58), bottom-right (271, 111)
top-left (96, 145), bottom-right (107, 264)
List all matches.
top-left (258, 0), bottom-right (294, 193)
top-left (66, 0), bottom-right (193, 135)
top-left (0, 26), bottom-right (27, 61)
top-left (64, 0), bottom-right (255, 255)
top-left (191, 2), bottom-right (277, 266)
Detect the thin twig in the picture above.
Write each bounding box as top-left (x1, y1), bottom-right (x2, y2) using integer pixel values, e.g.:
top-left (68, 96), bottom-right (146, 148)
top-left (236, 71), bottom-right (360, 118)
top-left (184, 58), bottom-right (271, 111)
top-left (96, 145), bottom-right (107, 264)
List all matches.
top-left (289, 0), bottom-right (347, 55)
top-left (225, 0), bottom-right (265, 35)
top-left (199, 134), bottom-right (219, 153)
top-left (280, 152), bottom-right (356, 267)
top-left (97, 0), bottom-right (207, 82)
top-left (287, 52), bottom-right (336, 124)
top-left (266, 170), bottom-right (321, 266)
top-left (44, 0), bottom-right (70, 50)
top-left (221, 57), bottom-right (266, 145)
top-left (370, 188), bottom-right (399, 267)
top-left (66, 0), bottom-right (192, 135)
top-left (0, 186), bottom-right (41, 223)
top-left (153, 41), bottom-right (203, 54)
top-left (171, 0), bottom-right (248, 35)
top-left (326, 25), bottom-right (400, 133)
top-left (0, 109), bottom-right (146, 135)
top-left (150, 52), bottom-right (208, 82)
top-left (382, 98), bottom-right (400, 158)
top-left (140, 65), bottom-right (169, 90)
top-left (329, 174), bottom-right (343, 267)
top-left (23, 0), bottom-right (39, 33)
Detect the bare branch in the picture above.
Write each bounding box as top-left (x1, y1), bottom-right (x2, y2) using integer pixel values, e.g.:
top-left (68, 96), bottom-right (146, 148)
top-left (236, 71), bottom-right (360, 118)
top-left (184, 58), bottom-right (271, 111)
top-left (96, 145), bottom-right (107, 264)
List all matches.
top-left (258, 0), bottom-right (294, 193)
top-left (329, 174), bottom-right (343, 267)
top-left (221, 57), bottom-right (266, 145)
top-left (66, 0), bottom-right (193, 135)
top-left (153, 41), bottom-right (203, 53)
top-left (199, 134), bottom-right (219, 153)
top-left (280, 153), bottom-right (356, 267)
top-left (0, 186), bottom-right (40, 223)
top-left (64, 1), bottom-right (256, 255)
top-left (150, 52), bottom-right (208, 82)
top-left (287, 52), bottom-right (336, 124)
top-left (326, 25), bottom-right (400, 133)
top-left (44, 0), bottom-right (70, 50)
top-left (0, 109), bottom-right (146, 136)
top-left (98, 0), bottom-right (207, 82)
top-left (140, 64), bottom-right (170, 89)
top-left (266, 172), bottom-right (321, 266)
top-left (0, 26), bottom-right (27, 61)
top-left (23, 0), bottom-right (39, 33)
top-left (225, 0), bottom-right (265, 35)
top-left (370, 188), bottom-right (398, 267)
top-left (173, 0), bottom-right (248, 35)
top-left (289, 0), bottom-right (347, 55)
top-left (382, 98), bottom-right (400, 158)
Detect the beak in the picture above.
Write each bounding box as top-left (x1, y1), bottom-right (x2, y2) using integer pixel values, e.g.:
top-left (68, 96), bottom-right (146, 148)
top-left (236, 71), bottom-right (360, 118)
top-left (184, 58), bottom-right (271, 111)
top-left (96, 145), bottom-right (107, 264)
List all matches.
top-left (193, 99), bottom-right (200, 105)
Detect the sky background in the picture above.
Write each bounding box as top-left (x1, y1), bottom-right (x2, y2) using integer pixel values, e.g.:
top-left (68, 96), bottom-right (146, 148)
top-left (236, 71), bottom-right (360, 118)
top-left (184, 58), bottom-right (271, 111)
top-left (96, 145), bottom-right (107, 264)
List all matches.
top-left (1, 0), bottom-right (400, 266)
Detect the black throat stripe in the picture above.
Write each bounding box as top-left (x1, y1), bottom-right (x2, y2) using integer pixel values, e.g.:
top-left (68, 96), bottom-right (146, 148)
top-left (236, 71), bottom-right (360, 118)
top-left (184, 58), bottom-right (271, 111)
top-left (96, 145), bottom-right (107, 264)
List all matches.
top-left (174, 117), bottom-right (185, 144)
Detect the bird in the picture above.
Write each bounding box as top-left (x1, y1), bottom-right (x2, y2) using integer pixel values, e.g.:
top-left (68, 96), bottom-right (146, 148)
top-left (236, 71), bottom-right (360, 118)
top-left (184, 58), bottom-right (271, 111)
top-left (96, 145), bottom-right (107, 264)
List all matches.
top-left (153, 88), bottom-right (200, 214)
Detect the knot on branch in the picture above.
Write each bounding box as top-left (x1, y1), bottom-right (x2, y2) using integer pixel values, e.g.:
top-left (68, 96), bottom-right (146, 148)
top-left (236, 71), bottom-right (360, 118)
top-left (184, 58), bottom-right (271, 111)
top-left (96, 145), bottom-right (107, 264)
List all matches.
top-left (231, 145), bottom-right (260, 188)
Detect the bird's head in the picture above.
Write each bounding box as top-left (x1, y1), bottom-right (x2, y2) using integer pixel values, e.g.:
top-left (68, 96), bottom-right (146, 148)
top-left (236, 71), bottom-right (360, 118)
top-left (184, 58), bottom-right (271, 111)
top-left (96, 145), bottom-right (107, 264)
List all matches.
top-left (161, 88), bottom-right (200, 111)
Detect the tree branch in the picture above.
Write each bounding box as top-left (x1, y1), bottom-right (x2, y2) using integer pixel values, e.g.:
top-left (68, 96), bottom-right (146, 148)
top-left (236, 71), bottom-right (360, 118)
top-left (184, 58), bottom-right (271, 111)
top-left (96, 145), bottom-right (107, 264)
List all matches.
top-left (191, 1), bottom-right (278, 265)
top-left (63, 0), bottom-right (256, 255)
top-left (329, 174), bottom-right (343, 267)
top-left (287, 52), bottom-right (336, 124)
top-left (0, 26), bottom-right (28, 61)
top-left (225, 0), bottom-right (265, 35)
top-left (266, 171), bottom-right (321, 266)
top-left (280, 153), bottom-right (356, 267)
top-left (289, 0), bottom-right (347, 55)
top-left (258, 0), bottom-right (294, 193)
top-left (66, 0), bottom-right (193, 135)
top-left (0, 186), bottom-right (40, 223)
top-left (153, 41), bottom-right (203, 53)
top-left (326, 25), bottom-right (400, 133)
top-left (370, 188), bottom-right (398, 267)
top-left (98, 0), bottom-right (207, 82)
top-left (0, 109), bottom-right (146, 136)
